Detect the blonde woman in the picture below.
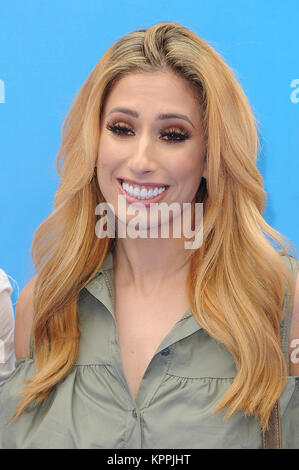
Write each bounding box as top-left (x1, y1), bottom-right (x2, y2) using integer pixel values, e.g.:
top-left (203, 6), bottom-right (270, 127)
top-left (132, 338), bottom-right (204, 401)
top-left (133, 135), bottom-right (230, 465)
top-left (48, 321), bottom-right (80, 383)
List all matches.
top-left (0, 269), bottom-right (16, 386)
top-left (0, 22), bottom-right (298, 449)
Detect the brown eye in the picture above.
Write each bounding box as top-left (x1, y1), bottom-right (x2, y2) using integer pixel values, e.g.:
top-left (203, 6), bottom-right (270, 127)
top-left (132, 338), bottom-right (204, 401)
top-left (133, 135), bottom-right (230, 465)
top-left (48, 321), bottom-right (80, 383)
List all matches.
top-left (106, 123), bottom-right (134, 136)
top-left (160, 127), bottom-right (190, 143)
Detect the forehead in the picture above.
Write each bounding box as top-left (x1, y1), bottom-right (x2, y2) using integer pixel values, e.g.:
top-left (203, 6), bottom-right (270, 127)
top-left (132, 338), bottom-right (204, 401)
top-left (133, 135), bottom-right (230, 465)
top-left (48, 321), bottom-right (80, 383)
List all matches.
top-left (103, 71), bottom-right (201, 121)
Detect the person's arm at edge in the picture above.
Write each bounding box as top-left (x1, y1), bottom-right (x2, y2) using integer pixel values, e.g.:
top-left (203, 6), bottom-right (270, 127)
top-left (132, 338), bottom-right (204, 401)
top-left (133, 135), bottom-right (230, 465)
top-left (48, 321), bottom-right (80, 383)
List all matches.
top-left (14, 275), bottom-right (37, 360)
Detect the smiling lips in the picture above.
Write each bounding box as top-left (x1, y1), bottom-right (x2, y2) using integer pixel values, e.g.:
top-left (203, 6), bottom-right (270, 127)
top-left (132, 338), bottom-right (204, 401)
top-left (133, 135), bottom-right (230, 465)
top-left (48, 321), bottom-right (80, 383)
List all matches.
top-left (117, 177), bottom-right (170, 203)
top-left (118, 177), bottom-right (169, 189)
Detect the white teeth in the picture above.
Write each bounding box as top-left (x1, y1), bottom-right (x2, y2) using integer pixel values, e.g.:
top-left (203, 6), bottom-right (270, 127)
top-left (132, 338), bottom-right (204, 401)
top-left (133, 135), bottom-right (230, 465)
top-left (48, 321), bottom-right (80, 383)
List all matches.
top-left (121, 181), bottom-right (166, 199)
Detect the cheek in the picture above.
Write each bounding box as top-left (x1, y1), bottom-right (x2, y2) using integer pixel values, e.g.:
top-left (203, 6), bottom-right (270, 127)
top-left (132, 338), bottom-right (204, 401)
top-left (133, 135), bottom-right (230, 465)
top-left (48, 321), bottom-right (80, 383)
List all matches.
top-left (185, 147), bottom-right (205, 179)
top-left (96, 147), bottom-right (110, 170)
top-left (97, 140), bottom-right (124, 171)
top-left (171, 153), bottom-right (205, 199)
top-left (172, 157), bottom-right (201, 182)
top-left (97, 134), bottom-right (113, 164)
top-left (170, 142), bottom-right (204, 176)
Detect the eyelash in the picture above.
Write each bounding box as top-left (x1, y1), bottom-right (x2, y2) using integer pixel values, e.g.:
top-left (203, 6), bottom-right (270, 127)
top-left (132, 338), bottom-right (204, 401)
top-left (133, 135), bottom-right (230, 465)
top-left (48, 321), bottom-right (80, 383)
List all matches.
top-left (106, 122), bottom-right (190, 144)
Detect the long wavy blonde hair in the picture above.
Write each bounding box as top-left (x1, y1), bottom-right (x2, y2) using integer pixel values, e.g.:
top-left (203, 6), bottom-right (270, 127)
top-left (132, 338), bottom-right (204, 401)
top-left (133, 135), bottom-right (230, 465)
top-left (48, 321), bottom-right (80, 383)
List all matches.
top-left (11, 21), bottom-right (297, 432)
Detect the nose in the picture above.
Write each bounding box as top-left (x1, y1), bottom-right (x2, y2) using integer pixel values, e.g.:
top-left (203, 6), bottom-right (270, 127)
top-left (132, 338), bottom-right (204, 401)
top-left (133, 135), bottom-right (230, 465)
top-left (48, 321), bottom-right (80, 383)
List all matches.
top-left (127, 136), bottom-right (157, 175)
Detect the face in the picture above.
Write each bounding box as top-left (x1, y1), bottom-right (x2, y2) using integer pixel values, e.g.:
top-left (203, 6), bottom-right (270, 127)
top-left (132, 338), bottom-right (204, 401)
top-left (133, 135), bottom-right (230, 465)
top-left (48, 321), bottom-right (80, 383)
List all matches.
top-left (96, 70), bottom-right (207, 233)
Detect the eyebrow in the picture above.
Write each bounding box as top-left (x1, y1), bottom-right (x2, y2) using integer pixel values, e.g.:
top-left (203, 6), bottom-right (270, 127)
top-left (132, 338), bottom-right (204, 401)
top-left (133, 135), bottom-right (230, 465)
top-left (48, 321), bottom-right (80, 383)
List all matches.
top-left (107, 107), bottom-right (195, 128)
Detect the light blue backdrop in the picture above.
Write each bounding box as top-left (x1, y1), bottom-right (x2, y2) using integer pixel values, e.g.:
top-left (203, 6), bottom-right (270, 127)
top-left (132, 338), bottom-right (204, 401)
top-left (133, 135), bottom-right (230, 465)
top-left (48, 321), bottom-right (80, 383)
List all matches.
top-left (0, 0), bottom-right (298, 306)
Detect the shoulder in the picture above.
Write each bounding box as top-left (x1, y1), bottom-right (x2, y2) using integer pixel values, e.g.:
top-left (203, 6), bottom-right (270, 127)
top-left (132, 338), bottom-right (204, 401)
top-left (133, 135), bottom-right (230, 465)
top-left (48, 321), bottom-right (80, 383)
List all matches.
top-left (0, 269), bottom-right (14, 338)
top-left (14, 275), bottom-right (38, 360)
top-left (0, 269), bottom-right (13, 296)
top-left (276, 252), bottom-right (299, 375)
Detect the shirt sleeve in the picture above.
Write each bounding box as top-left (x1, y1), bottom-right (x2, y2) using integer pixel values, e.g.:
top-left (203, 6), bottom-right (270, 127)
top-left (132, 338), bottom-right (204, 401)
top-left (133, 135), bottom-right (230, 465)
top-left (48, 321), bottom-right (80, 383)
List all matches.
top-left (0, 269), bottom-right (16, 386)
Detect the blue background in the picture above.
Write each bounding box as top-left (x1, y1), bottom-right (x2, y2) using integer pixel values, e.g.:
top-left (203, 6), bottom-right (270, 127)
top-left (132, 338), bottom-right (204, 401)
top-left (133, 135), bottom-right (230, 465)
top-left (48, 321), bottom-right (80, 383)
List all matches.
top-left (0, 0), bottom-right (298, 307)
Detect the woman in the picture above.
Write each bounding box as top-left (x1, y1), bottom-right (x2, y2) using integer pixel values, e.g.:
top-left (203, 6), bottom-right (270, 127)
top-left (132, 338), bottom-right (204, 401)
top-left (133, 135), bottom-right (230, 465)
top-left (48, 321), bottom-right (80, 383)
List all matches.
top-left (0, 21), bottom-right (298, 449)
top-left (0, 269), bottom-right (16, 386)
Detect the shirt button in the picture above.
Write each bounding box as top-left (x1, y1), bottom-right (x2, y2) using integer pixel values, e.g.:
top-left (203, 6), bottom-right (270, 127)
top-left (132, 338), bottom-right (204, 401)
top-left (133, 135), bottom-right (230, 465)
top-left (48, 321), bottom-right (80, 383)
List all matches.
top-left (160, 347), bottom-right (170, 356)
top-left (132, 409), bottom-right (137, 418)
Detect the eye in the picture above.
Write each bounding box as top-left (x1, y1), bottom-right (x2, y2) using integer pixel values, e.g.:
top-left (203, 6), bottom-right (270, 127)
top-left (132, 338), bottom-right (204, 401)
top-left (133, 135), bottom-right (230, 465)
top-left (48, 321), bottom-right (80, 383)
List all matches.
top-left (106, 122), bottom-right (134, 136)
top-left (160, 127), bottom-right (190, 143)
top-left (106, 122), bottom-right (190, 144)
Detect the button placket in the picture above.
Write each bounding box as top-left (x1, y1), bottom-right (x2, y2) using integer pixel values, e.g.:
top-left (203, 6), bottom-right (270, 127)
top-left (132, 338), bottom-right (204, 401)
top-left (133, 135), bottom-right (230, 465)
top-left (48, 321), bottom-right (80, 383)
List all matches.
top-left (160, 347), bottom-right (170, 356)
top-left (131, 407), bottom-right (142, 448)
top-left (137, 345), bottom-right (174, 409)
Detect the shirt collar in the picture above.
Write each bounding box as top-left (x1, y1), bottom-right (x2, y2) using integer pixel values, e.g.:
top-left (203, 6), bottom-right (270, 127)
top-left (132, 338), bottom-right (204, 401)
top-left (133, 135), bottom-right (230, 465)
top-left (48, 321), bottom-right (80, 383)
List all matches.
top-left (83, 248), bottom-right (202, 352)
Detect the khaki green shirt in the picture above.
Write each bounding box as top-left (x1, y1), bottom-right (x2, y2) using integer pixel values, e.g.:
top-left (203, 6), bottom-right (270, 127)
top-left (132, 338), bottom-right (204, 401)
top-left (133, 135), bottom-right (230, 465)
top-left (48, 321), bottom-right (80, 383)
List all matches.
top-left (0, 251), bottom-right (298, 449)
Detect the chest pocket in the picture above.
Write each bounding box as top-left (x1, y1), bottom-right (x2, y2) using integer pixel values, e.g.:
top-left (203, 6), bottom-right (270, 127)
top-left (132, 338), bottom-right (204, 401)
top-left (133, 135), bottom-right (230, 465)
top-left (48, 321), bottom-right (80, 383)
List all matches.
top-left (167, 329), bottom-right (237, 379)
